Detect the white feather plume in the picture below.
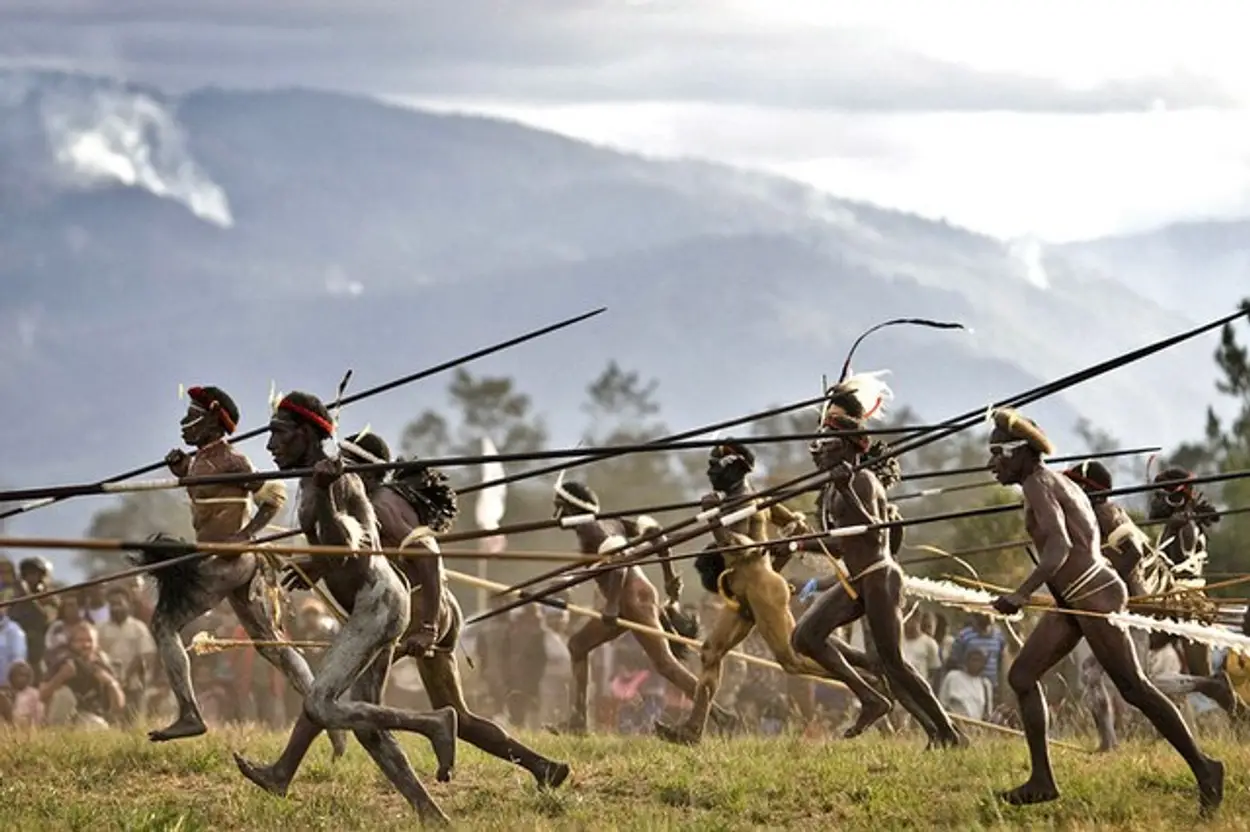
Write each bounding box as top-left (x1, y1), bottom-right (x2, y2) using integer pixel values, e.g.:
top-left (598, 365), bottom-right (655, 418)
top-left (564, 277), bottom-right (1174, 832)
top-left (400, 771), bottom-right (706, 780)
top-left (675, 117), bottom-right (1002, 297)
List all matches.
top-left (903, 576), bottom-right (1250, 655)
top-left (826, 370), bottom-right (893, 422)
top-left (1108, 610), bottom-right (1250, 656)
top-left (902, 576), bottom-right (1023, 622)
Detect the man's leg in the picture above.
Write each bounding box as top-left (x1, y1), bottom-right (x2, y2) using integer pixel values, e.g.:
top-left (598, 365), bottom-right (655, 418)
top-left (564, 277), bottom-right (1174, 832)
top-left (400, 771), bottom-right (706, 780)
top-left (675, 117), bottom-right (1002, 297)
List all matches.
top-left (226, 587), bottom-right (348, 759)
top-left (148, 595), bottom-right (216, 742)
top-left (557, 617), bottom-right (623, 734)
top-left (621, 594), bottom-right (738, 730)
top-left (861, 572), bottom-right (962, 747)
top-left (655, 608), bottom-right (753, 745)
top-left (1086, 619), bottom-right (1224, 814)
top-left (419, 649), bottom-right (569, 788)
top-left (998, 612), bottom-right (1083, 805)
top-left (790, 577), bottom-right (892, 737)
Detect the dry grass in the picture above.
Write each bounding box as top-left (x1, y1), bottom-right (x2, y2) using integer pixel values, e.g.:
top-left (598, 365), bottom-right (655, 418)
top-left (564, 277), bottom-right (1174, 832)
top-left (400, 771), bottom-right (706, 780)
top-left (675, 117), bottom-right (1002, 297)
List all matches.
top-left (1, 722), bottom-right (1248, 830)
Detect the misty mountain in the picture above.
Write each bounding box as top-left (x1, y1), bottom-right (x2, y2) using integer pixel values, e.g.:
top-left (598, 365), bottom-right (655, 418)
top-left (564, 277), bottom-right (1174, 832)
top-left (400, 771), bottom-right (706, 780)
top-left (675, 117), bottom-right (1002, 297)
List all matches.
top-left (0, 71), bottom-right (1235, 578)
top-left (1057, 219), bottom-right (1250, 318)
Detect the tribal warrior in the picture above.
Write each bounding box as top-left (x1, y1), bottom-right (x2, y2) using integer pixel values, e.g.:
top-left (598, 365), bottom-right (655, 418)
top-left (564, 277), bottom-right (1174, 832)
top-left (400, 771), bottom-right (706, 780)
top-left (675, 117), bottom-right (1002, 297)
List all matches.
top-left (1149, 467), bottom-right (1220, 677)
top-left (655, 440), bottom-right (827, 745)
top-left (791, 375), bottom-right (963, 745)
top-left (233, 393), bottom-right (457, 825)
top-left (987, 408), bottom-right (1222, 813)
top-left (143, 385), bottom-right (343, 754)
top-left (1063, 461), bottom-right (1239, 752)
top-left (548, 475), bottom-right (734, 734)
top-left (339, 432), bottom-right (569, 786)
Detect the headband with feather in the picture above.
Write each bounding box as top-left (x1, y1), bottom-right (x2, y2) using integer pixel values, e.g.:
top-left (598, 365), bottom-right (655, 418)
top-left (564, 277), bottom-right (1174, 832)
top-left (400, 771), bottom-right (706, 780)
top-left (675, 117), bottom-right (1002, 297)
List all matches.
top-left (819, 317), bottom-right (967, 427)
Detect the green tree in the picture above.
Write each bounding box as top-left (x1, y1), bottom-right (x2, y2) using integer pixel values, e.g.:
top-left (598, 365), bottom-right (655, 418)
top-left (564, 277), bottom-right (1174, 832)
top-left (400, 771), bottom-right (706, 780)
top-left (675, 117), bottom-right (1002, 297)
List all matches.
top-left (75, 492), bottom-right (194, 578)
top-left (400, 368), bottom-right (549, 482)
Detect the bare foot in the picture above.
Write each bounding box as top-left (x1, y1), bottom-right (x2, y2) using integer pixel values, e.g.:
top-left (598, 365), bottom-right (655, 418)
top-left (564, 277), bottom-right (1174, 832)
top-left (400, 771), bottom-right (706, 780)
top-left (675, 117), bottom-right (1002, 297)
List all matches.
top-left (1209, 672), bottom-right (1240, 716)
top-left (148, 715), bottom-right (207, 743)
top-left (233, 753), bottom-right (289, 797)
top-left (1198, 758), bottom-right (1224, 816)
top-left (999, 780), bottom-right (1060, 806)
top-left (431, 706), bottom-right (458, 783)
top-left (535, 760), bottom-right (571, 790)
top-left (654, 720), bottom-right (700, 746)
top-left (328, 729), bottom-right (349, 761)
top-left (843, 696), bottom-right (891, 739)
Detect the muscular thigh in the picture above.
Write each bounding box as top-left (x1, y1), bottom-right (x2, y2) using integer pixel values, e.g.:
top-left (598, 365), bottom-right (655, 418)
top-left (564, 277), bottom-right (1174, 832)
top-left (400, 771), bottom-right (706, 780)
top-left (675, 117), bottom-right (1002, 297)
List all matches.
top-left (796, 580), bottom-right (863, 636)
top-left (1011, 611), bottom-right (1083, 686)
top-left (198, 553), bottom-right (257, 597)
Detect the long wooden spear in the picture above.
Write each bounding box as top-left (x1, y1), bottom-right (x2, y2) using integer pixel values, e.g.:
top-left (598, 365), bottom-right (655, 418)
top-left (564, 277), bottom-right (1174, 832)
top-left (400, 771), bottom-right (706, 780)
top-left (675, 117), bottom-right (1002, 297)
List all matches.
top-left (899, 504), bottom-right (1250, 569)
top-left (0, 425), bottom-right (932, 504)
top-left (0, 307), bottom-right (606, 521)
top-left (890, 446), bottom-right (1161, 502)
top-left (467, 304), bottom-right (1250, 624)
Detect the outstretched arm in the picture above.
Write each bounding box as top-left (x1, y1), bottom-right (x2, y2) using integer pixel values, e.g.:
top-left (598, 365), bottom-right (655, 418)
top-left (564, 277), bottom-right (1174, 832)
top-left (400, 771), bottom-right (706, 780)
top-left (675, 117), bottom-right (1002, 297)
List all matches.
top-left (630, 515), bottom-right (681, 602)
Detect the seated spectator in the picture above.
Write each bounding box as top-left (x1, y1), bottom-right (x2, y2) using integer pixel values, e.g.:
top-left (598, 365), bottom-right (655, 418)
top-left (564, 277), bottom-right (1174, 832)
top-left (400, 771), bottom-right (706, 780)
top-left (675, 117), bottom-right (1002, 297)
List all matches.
top-left (44, 592), bottom-right (86, 656)
top-left (39, 622), bottom-right (124, 728)
top-left (939, 648), bottom-right (993, 720)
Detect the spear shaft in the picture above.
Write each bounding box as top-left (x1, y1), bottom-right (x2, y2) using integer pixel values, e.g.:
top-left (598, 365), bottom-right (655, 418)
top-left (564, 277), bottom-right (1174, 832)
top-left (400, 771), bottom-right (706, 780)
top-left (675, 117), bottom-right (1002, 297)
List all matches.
top-left (468, 304), bottom-right (1250, 624)
top-left (0, 307), bottom-right (606, 521)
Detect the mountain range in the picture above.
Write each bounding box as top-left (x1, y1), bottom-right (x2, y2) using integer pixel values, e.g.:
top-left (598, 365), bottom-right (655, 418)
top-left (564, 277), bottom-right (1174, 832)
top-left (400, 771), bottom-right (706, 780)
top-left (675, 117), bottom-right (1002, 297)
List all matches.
top-left (1, 70), bottom-right (1246, 580)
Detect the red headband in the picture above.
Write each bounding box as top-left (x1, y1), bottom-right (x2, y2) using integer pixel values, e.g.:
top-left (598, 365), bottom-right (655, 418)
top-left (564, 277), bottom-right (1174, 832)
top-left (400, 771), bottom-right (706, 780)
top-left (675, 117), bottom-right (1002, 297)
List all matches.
top-left (187, 387), bottom-right (237, 434)
top-left (277, 399), bottom-right (335, 437)
top-left (821, 413), bottom-right (871, 450)
top-left (1062, 468), bottom-right (1105, 494)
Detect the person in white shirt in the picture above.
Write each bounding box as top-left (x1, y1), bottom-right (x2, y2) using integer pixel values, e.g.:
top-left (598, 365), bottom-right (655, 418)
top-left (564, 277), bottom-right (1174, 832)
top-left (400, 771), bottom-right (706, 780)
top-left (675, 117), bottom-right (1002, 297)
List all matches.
top-left (902, 613), bottom-right (943, 685)
top-left (96, 588), bottom-right (157, 722)
top-left (939, 648), bottom-right (993, 720)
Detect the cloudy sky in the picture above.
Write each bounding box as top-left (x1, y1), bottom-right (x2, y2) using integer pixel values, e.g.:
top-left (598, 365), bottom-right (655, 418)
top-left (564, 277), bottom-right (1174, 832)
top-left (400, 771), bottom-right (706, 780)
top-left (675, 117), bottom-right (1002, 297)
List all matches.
top-left (4, 1), bottom-right (1248, 241)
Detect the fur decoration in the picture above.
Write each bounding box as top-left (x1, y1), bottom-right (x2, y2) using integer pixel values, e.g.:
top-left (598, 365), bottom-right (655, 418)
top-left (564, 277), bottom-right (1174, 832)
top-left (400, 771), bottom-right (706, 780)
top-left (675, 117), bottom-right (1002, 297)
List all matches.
top-left (127, 533), bottom-right (206, 622)
top-left (388, 461), bottom-right (459, 533)
top-left (989, 407), bottom-right (1055, 455)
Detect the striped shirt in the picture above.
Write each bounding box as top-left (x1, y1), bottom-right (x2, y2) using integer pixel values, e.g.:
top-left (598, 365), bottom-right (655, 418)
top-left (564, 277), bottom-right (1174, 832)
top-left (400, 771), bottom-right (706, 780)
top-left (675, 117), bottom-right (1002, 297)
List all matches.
top-left (949, 625), bottom-right (1006, 689)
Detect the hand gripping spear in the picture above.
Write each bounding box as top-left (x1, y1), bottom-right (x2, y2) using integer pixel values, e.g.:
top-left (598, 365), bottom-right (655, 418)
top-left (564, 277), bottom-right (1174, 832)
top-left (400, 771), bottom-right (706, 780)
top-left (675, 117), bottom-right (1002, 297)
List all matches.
top-left (0, 307), bottom-right (606, 521)
top-left (468, 304), bottom-right (1250, 625)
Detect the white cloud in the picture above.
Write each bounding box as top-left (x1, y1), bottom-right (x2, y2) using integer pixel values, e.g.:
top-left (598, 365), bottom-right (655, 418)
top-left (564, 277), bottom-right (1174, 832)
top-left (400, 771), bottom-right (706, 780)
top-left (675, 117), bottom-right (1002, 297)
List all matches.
top-left (405, 98), bottom-right (1250, 241)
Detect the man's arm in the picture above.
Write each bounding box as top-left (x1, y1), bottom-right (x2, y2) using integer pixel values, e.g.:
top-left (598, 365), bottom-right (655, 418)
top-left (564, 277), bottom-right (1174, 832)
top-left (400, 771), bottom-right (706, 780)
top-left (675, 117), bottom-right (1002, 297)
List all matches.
top-left (1011, 480), bottom-right (1072, 599)
top-left (312, 462), bottom-right (375, 550)
top-left (38, 660), bottom-right (74, 702)
top-left (631, 516), bottom-right (681, 602)
top-left (235, 452), bottom-right (286, 540)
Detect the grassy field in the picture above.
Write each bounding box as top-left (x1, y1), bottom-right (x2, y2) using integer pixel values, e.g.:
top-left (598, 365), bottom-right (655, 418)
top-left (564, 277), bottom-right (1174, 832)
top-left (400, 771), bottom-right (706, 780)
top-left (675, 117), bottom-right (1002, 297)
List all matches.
top-left (1, 723), bottom-right (1248, 830)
